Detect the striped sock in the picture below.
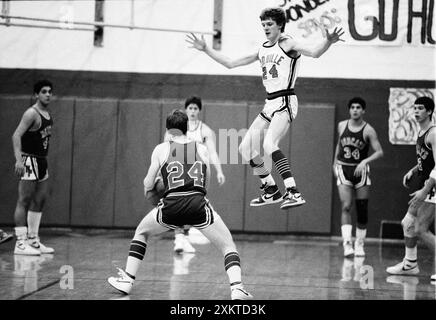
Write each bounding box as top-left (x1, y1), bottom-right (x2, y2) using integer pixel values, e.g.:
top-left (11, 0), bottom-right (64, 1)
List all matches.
top-left (125, 239), bottom-right (147, 278)
top-left (272, 150), bottom-right (294, 188)
top-left (224, 252), bottom-right (242, 287)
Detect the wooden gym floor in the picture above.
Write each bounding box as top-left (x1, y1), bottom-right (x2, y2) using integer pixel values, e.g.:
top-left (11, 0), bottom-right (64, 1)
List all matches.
top-left (0, 228), bottom-right (434, 300)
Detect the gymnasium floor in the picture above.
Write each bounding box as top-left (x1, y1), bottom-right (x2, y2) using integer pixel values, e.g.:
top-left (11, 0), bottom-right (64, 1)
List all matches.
top-left (0, 228), bottom-right (434, 300)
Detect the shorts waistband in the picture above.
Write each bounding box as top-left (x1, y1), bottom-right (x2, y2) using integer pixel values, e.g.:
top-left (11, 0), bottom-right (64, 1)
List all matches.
top-left (266, 89), bottom-right (295, 100)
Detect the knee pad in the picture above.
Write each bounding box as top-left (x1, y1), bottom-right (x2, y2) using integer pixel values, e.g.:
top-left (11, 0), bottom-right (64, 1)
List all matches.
top-left (355, 199), bottom-right (368, 225)
top-left (401, 213), bottom-right (417, 238)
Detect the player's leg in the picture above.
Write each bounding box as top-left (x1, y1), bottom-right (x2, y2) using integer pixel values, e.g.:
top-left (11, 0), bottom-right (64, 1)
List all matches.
top-left (27, 179), bottom-right (54, 253)
top-left (108, 207), bottom-right (169, 294)
top-left (354, 185), bottom-right (370, 257)
top-left (263, 110), bottom-right (305, 209)
top-left (200, 213), bottom-right (253, 300)
top-left (386, 205), bottom-right (420, 275)
top-left (338, 183), bottom-right (355, 257)
top-left (14, 180), bottom-right (40, 255)
top-left (240, 116), bottom-right (281, 206)
top-left (416, 203), bottom-right (435, 282)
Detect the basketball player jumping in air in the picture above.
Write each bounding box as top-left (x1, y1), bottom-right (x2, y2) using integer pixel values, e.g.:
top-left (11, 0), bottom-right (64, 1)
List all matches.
top-left (186, 7), bottom-right (344, 210)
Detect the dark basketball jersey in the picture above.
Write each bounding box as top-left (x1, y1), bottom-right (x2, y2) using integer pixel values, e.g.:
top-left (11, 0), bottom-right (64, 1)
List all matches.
top-left (416, 126), bottom-right (435, 187)
top-left (337, 121), bottom-right (370, 165)
top-left (160, 141), bottom-right (207, 197)
top-left (21, 108), bottom-right (53, 157)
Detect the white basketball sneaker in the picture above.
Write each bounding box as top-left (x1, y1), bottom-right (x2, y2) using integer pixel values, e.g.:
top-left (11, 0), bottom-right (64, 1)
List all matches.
top-left (431, 274), bottom-right (435, 284)
top-left (14, 240), bottom-right (41, 256)
top-left (386, 259), bottom-right (419, 275)
top-left (354, 239), bottom-right (365, 257)
top-left (174, 234), bottom-right (185, 254)
top-left (343, 240), bottom-right (354, 258)
top-left (28, 236), bottom-right (54, 254)
top-left (231, 287), bottom-right (253, 300)
top-left (108, 268), bottom-right (134, 295)
top-left (280, 187), bottom-right (306, 210)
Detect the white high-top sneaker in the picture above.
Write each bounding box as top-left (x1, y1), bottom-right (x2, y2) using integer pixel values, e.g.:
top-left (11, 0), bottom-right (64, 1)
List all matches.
top-left (28, 236), bottom-right (54, 254)
top-left (108, 268), bottom-right (134, 295)
top-left (386, 259), bottom-right (419, 275)
top-left (14, 239), bottom-right (41, 256)
top-left (231, 286), bottom-right (253, 300)
top-left (174, 233), bottom-right (185, 254)
top-left (343, 240), bottom-right (354, 258)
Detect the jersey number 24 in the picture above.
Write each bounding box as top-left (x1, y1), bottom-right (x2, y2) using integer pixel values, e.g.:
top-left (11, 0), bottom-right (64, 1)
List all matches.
top-left (166, 161), bottom-right (204, 189)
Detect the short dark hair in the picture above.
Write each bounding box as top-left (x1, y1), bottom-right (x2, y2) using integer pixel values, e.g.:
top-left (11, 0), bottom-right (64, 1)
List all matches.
top-left (33, 79), bottom-right (53, 94)
top-left (348, 97), bottom-right (366, 110)
top-left (260, 7), bottom-right (287, 32)
top-left (185, 96), bottom-right (202, 111)
top-left (166, 109), bottom-right (188, 135)
top-left (415, 96), bottom-right (435, 118)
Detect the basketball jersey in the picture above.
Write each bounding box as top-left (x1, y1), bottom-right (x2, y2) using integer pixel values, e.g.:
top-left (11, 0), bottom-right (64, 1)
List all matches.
top-left (21, 107), bottom-right (53, 157)
top-left (160, 141), bottom-right (207, 196)
top-left (337, 121), bottom-right (369, 165)
top-left (416, 126), bottom-right (435, 187)
top-left (186, 121), bottom-right (205, 143)
top-left (258, 37), bottom-right (300, 94)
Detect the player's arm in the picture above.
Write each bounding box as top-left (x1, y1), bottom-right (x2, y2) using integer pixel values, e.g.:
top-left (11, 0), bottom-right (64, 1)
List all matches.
top-left (202, 124), bottom-right (225, 185)
top-left (186, 33), bottom-right (258, 68)
top-left (332, 121), bottom-right (345, 176)
top-left (283, 27), bottom-right (344, 58)
top-left (196, 143), bottom-right (211, 190)
top-left (409, 128), bottom-right (436, 206)
top-left (354, 125), bottom-right (384, 177)
top-left (143, 145), bottom-right (163, 196)
top-left (12, 109), bottom-right (37, 176)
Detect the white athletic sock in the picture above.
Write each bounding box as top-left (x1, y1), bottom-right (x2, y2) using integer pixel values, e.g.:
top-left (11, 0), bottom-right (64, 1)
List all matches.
top-left (341, 224), bottom-right (352, 243)
top-left (27, 211), bottom-right (42, 238)
top-left (356, 228), bottom-right (367, 241)
top-left (227, 266), bottom-right (242, 288)
top-left (405, 246), bottom-right (417, 262)
top-left (125, 256), bottom-right (141, 280)
top-left (15, 226), bottom-right (27, 241)
top-left (260, 174), bottom-right (275, 187)
top-left (283, 177), bottom-right (296, 189)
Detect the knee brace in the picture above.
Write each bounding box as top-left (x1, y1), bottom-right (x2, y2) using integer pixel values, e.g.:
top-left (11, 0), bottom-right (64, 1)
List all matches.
top-left (355, 199), bottom-right (368, 226)
top-left (401, 213), bottom-right (417, 238)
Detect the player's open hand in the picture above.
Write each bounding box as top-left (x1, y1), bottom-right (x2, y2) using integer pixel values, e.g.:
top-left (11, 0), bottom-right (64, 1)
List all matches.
top-left (14, 160), bottom-right (25, 177)
top-left (326, 27), bottom-right (345, 43)
top-left (354, 161), bottom-right (367, 177)
top-left (186, 33), bottom-right (207, 51)
top-left (408, 189), bottom-right (426, 208)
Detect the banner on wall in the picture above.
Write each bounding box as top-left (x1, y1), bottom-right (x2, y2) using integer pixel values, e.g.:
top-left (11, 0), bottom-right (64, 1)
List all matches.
top-left (388, 88), bottom-right (436, 145)
top-left (271, 0), bottom-right (435, 46)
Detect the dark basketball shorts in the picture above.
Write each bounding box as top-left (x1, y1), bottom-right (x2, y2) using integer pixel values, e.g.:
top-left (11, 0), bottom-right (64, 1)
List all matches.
top-left (335, 163), bottom-right (371, 189)
top-left (156, 191), bottom-right (216, 230)
top-left (21, 155), bottom-right (49, 182)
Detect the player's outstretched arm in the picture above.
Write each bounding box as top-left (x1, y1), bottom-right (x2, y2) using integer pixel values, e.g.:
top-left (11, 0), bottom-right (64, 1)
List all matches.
top-left (186, 33), bottom-right (258, 68)
top-left (288, 27), bottom-right (344, 58)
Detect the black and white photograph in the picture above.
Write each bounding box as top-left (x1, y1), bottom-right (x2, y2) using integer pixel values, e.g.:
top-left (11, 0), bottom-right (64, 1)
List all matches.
top-left (0, 0), bottom-right (435, 314)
